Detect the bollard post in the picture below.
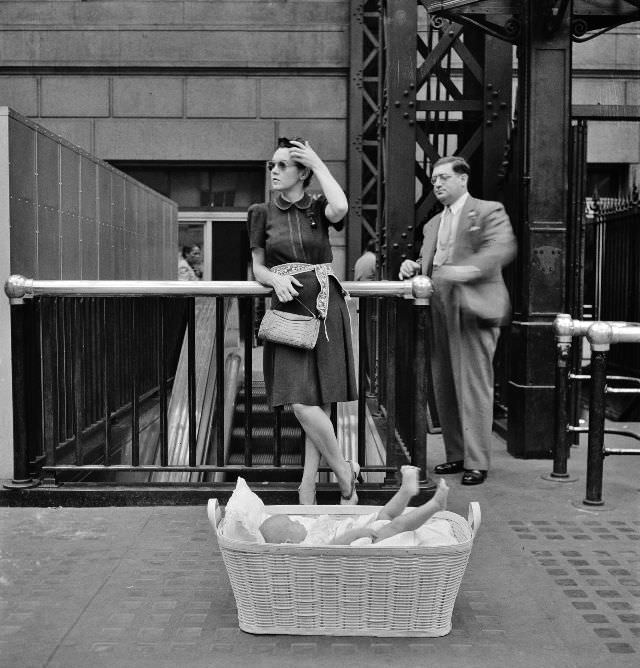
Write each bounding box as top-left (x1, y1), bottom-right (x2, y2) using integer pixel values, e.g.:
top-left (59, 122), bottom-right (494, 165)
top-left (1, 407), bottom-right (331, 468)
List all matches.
top-left (3, 276), bottom-right (36, 488)
top-left (583, 322), bottom-right (612, 506)
top-left (411, 276), bottom-right (433, 481)
top-left (550, 314), bottom-right (573, 479)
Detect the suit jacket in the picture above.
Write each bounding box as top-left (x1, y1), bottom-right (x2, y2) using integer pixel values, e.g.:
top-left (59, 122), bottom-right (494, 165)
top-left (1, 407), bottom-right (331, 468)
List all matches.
top-left (418, 195), bottom-right (516, 326)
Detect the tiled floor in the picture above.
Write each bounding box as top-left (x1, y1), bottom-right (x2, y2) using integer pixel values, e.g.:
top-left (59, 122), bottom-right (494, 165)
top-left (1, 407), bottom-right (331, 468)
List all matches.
top-left (1, 425), bottom-right (638, 668)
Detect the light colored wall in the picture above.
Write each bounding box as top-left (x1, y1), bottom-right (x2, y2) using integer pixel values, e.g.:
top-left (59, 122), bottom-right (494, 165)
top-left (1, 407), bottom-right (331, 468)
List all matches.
top-left (0, 1), bottom-right (351, 266)
top-left (573, 22), bottom-right (640, 174)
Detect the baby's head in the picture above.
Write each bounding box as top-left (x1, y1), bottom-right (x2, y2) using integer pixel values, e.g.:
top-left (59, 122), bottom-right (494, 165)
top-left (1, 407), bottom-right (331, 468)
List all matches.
top-left (259, 515), bottom-right (307, 544)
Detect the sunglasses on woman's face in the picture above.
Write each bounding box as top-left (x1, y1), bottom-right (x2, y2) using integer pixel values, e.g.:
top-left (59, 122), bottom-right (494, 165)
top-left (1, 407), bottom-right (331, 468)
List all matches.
top-left (266, 160), bottom-right (295, 172)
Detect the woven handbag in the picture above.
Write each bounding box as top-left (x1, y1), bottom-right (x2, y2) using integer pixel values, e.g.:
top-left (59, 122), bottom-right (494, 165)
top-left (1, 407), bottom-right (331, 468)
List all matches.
top-left (258, 299), bottom-right (320, 350)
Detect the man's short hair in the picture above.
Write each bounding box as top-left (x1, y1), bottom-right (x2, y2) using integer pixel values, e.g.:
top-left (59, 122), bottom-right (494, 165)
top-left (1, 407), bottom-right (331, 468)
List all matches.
top-left (432, 155), bottom-right (471, 176)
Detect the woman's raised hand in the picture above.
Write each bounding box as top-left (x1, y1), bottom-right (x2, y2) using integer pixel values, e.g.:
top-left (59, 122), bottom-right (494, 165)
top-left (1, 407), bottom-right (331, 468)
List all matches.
top-left (288, 140), bottom-right (323, 172)
top-left (271, 273), bottom-right (303, 302)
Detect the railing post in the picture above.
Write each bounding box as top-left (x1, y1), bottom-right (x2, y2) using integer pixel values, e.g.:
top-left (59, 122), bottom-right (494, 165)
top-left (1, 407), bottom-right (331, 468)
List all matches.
top-left (584, 322), bottom-right (612, 506)
top-left (550, 314), bottom-right (574, 479)
top-left (3, 276), bottom-right (36, 487)
top-left (410, 276), bottom-right (433, 481)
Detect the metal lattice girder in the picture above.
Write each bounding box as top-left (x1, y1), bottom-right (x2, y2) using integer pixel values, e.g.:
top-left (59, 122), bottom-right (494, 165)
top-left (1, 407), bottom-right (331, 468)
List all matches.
top-left (348, 0), bottom-right (385, 277)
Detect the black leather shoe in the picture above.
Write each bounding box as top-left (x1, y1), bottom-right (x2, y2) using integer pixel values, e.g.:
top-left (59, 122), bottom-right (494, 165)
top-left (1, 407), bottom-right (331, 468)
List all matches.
top-left (461, 469), bottom-right (487, 485)
top-left (433, 460), bottom-right (464, 475)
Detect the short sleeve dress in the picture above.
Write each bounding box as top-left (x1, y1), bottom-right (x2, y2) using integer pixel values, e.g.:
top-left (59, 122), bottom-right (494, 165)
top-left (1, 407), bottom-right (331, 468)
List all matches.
top-left (248, 192), bottom-right (358, 408)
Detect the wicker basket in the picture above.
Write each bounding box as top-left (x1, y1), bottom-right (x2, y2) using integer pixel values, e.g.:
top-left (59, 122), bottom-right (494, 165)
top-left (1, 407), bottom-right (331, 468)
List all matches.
top-left (208, 501), bottom-right (481, 637)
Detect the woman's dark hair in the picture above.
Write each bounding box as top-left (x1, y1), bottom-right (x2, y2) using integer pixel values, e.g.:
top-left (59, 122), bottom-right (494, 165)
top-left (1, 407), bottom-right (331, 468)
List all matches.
top-left (277, 136), bottom-right (313, 188)
top-left (181, 244), bottom-right (200, 259)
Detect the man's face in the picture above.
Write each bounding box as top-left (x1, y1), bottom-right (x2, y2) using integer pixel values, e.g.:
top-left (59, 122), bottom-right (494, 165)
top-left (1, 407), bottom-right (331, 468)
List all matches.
top-left (431, 163), bottom-right (468, 206)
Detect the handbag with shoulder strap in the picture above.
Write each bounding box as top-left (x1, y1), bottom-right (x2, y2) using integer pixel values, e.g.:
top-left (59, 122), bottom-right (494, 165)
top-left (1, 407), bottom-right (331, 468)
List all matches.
top-left (258, 298), bottom-right (320, 350)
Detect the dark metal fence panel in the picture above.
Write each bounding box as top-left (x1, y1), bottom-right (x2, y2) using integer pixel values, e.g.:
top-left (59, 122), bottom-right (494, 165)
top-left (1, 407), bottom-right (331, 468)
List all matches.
top-left (592, 198), bottom-right (640, 376)
top-left (6, 279), bottom-right (421, 487)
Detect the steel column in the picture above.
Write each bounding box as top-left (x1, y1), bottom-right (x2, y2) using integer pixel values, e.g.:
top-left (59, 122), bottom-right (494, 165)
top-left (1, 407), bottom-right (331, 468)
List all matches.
top-left (507, 1), bottom-right (573, 458)
top-left (383, 0), bottom-right (418, 279)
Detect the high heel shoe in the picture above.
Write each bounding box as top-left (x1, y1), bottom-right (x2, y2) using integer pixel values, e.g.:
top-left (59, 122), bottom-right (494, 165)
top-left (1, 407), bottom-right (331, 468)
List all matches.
top-left (340, 460), bottom-right (360, 506)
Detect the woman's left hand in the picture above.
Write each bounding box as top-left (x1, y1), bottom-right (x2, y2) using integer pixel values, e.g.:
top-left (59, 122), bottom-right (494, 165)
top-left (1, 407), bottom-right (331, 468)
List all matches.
top-left (288, 140), bottom-right (323, 172)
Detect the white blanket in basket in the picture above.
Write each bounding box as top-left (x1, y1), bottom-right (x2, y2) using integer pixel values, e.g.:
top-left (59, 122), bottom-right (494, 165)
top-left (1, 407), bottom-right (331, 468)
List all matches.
top-left (221, 477), bottom-right (458, 547)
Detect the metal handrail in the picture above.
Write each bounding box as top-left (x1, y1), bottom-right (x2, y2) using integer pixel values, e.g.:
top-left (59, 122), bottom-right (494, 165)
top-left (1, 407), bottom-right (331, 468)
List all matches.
top-left (4, 275), bottom-right (433, 303)
top-left (4, 273), bottom-right (434, 492)
top-left (551, 314), bottom-right (640, 506)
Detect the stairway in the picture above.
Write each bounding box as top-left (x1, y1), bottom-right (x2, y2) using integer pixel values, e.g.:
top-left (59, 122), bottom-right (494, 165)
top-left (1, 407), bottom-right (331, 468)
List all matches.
top-left (225, 379), bottom-right (305, 482)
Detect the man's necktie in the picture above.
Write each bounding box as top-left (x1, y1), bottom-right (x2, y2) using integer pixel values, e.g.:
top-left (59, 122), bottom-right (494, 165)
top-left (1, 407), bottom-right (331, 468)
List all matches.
top-left (434, 206), bottom-right (452, 267)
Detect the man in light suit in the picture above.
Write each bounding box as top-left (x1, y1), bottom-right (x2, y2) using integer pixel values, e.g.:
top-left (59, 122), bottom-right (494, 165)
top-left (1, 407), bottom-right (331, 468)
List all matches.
top-left (399, 156), bottom-right (516, 485)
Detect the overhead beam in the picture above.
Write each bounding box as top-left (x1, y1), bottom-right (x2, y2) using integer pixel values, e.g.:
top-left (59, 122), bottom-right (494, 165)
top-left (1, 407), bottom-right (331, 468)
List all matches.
top-left (572, 104), bottom-right (640, 120)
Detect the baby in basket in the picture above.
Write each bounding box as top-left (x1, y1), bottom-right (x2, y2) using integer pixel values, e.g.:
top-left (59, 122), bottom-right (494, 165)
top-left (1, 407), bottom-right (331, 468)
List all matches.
top-left (259, 466), bottom-right (450, 546)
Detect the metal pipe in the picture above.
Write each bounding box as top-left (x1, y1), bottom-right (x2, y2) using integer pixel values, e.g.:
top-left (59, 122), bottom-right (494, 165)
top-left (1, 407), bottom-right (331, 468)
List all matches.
top-left (583, 322), bottom-right (612, 506)
top-left (4, 275), bottom-right (422, 300)
top-left (551, 329), bottom-right (572, 478)
top-left (604, 448), bottom-right (640, 455)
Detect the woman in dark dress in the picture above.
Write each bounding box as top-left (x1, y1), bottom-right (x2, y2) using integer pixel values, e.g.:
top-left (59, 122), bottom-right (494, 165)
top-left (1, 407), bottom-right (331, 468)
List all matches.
top-left (248, 137), bottom-right (359, 505)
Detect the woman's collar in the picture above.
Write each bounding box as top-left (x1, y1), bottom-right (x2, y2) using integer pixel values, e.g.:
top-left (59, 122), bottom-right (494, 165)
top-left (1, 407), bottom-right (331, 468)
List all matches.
top-left (274, 192), bottom-right (312, 211)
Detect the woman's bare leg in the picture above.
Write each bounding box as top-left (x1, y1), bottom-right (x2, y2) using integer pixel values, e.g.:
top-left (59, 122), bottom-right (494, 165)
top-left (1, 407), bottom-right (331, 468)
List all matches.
top-left (292, 403), bottom-right (354, 498)
top-left (374, 478), bottom-right (449, 542)
top-left (299, 432), bottom-right (322, 504)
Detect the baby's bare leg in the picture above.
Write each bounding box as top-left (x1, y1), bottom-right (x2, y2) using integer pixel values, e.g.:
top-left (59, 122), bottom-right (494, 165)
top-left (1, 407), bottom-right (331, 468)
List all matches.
top-left (374, 478), bottom-right (449, 542)
top-left (376, 465), bottom-right (420, 521)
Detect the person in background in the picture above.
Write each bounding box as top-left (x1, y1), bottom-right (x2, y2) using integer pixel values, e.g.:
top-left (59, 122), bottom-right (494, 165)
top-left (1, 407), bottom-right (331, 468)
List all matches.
top-left (354, 238), bottom-right (377, 281)
top-left (178, 244), bottom-right (202, 281)
top-left (248, 137), bottom-right (359, 505)
top-left (399, 156), bottom-right (516, 485)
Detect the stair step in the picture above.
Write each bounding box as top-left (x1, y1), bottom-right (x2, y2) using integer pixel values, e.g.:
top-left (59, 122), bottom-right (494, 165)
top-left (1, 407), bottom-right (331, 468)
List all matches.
top-left (227, 453), bottom-right (301, 466)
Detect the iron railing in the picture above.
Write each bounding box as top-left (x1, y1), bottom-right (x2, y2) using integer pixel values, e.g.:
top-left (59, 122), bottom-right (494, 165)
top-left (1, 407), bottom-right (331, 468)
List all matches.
top-left (551, 314), bottom-right (640, 506)
top-left (4, 275), bottom-right (433, 498)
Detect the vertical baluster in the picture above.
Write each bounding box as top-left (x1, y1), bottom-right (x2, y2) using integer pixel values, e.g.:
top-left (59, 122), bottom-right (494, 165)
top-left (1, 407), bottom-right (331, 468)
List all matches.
top-left (158, 298), bottom-right (168, 467)
top-left (73, 298), bottom-right (84, 465)
top-left (412, 302), bottom-right (428, 479)
top-left (102, 299), bottom-right (112, 466)
top-left (273, 406), bottom-right (282, 468)
top-left (357, 297), bottom-right (367, 465)
top-left (385, 299), bottom-right (398, 482)
top-left (41, 298), bottom-right (58, 479)
top-left (187, 297), bottom-right (197, 467)
top-left (130, 298), bottom-right (140, 467)
top-left (215, 297), bottom-right (225, 467)
top-left (243, 298), bottom-right (253, 468)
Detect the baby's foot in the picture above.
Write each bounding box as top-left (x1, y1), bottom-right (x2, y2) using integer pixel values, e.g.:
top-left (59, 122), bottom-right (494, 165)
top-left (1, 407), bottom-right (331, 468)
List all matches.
top-left (400, 465), bottom-right (420, 497)
top-left (432, 478), bottom-right (449, 512)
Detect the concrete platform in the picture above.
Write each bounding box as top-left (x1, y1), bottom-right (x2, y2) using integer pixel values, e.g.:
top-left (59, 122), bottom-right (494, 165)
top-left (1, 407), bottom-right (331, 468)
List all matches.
top-left (1, 426), bottom-right (638, 668)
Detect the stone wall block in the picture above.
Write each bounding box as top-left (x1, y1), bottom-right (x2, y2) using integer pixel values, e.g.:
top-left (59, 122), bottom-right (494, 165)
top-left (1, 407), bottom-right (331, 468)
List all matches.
top-left (186, 78), bottom-right (257, 118)
top-left (0, 77), bottom-right (38, 117)
top-left (95, 119), bottom-right (276, 161)
top-left (260, 77), bottom-right (347, 118)
top-left (41, 77), bottom-right (109, 117)
top-left (113, 77), bottom-right (183, 117)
